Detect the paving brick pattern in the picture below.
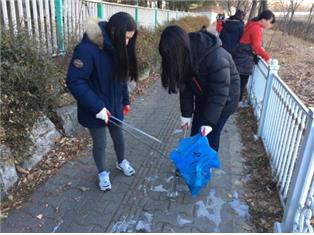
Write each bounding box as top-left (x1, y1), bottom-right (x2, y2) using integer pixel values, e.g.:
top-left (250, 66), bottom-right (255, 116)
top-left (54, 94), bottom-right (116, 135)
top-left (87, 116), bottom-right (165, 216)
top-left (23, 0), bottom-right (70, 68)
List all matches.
top-left (1, 80), bottom-right (255, 232)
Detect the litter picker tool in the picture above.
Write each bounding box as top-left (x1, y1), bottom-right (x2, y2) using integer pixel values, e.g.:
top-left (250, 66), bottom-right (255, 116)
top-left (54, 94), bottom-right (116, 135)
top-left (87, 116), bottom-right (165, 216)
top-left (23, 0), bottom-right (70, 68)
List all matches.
top-left (108, 115), bottom-right (170, 158)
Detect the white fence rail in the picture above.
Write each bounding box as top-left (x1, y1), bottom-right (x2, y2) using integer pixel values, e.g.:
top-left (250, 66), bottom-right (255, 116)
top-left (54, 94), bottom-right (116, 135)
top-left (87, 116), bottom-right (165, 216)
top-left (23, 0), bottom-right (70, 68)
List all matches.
top-left (1, 0), bottom-right (213, 55)
top-left (249, 59), bottom-right (314, 233)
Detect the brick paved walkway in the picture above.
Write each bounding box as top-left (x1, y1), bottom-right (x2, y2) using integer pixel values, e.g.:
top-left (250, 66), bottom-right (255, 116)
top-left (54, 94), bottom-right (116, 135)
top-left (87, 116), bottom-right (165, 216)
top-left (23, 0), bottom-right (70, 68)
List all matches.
top-left (1, 80), bottom-right (254, 232)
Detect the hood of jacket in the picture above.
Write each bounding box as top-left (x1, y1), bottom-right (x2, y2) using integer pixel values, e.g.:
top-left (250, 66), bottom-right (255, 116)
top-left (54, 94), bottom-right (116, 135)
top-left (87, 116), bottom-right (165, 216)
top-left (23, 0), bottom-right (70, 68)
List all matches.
top-left (188, 31), bottom-right (221, 67)
top-left (82, 17), bottom-right (114, 53)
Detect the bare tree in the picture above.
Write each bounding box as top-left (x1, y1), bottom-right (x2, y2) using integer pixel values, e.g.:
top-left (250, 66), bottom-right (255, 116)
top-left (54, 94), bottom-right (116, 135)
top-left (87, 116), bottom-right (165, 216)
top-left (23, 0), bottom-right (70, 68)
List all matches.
top-left (237, 0), bottom-right (252, 18)
top-left (218, 0), bottom-right (236, 16)
top-left (219, 0), bottom-right (248, 16)
top-left (218, 0), bottom-right (253, 18)
top-left (157, 0), bottom-right (162, 9)
top-left (282, 0), bottom-right (304, 35)
top-left (258, 0), bottom-right (268, 14)
top-left (248, 0), bottom-right (258, 20)
top-left (304, 3), bottom-right (314, 38)
top-left (138, 0), bottom-right (148, 7)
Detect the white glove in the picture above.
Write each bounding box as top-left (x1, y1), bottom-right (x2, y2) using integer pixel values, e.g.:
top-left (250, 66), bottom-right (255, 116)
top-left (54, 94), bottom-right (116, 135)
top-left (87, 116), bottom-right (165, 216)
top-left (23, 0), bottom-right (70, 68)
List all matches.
top-left (181, 117), bottom-right (192, 129)
top-left (200, 126), bottom-right (212, 136)
top-left (96, 107), bottom-right (111, 124)
top-left (266, 58), bottom-right (272, 64)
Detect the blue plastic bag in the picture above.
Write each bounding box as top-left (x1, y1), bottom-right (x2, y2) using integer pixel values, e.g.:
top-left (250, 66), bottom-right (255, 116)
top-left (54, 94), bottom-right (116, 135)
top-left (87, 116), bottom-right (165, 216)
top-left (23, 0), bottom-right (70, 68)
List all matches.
top-left (169, 133), bottom-right (220, 197)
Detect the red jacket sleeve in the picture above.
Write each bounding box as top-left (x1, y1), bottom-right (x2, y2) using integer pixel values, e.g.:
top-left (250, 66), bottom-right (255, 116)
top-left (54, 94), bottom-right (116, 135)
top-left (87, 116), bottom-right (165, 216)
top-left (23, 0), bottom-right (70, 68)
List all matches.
top-left (250, 27), bottom-right (270, 61)
top-left (216, 20), bottom-right (223, 33)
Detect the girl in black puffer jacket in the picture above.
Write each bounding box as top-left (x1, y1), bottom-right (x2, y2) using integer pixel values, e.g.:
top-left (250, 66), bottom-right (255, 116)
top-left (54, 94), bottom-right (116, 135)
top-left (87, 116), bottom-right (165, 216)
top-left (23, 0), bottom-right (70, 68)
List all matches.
top-left (159, 25), bottom-right (240, 152)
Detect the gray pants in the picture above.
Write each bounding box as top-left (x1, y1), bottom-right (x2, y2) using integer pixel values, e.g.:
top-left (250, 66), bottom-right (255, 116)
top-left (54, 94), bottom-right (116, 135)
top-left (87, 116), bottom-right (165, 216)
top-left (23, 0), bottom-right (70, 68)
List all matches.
top-left (88, 124), bottom-right (125, 173)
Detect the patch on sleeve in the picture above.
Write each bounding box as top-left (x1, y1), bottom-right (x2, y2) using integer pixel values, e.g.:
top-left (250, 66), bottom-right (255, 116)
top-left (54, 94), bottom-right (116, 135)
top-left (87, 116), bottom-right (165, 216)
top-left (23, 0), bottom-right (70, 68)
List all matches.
top-left (73, 59), bottom-right (84, 68)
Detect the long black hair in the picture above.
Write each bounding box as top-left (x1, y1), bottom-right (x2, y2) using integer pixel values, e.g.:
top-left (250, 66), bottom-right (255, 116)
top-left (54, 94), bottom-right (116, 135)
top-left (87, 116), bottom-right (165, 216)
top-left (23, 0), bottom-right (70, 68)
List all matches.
top-left (252, 10), bottom-right (275, 24)
top-left (107, 12), bottom-right (138, 82)
top-left (158, 25), bottom-right (194, 94)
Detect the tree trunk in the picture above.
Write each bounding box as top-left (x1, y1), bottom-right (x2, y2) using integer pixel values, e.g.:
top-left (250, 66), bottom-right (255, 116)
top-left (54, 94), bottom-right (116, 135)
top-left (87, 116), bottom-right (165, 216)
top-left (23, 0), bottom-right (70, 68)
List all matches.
top-left (258, 0), bottom-right (268, 15)
top-left (139, 0), bottom-right (147, 7)
top-left (287, 9), bottom-right (295, 35)
top-left (157, 0), bottom-right (162, 9)
top-left (227, 0), bottom-right (232, 16)
top-left (167, 1), bottom-right (175, 10)
top-left (248, 0), bottom-right (258, 20)
top-left (286, 0), bottom-right (304, 35)
top-left (236, 0), bottom-right (241, 9)
top-left (304, 3), bottom-right (314, 37)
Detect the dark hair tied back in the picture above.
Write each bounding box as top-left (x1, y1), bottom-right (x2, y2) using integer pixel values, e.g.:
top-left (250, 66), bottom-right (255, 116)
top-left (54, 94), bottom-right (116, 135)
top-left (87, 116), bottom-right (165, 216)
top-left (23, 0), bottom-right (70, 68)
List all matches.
top-left (252, 10), bottom-right (275, 24)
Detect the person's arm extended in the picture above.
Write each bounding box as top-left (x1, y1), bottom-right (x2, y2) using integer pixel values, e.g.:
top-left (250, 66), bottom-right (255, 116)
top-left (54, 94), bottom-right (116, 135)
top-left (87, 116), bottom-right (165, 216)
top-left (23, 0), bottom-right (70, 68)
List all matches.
top-left (250, 28), bottom-right (270, 62)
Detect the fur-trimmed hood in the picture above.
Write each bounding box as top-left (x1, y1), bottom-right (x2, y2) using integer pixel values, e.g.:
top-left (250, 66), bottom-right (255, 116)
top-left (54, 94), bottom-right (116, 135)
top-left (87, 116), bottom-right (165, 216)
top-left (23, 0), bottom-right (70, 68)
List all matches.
top-left (83, 17), bottom-right (114, 52)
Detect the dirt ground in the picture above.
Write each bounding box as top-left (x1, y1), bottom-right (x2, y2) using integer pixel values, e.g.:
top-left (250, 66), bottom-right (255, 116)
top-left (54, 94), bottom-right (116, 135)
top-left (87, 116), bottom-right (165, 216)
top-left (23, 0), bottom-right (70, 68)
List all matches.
top-left (264, 30), bottom-right (314, 107)
top-left (236, 106), bottom-right (283, 232)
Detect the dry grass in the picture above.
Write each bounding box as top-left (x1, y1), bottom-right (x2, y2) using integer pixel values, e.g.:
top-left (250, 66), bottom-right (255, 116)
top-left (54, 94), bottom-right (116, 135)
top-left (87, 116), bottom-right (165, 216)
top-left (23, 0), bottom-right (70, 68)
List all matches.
top-left (236, 107), bottom-right (283, 232)
top-left (170, 16), bottom-right (209, 32)
top-left (264, 30), bottom-right (314, 107)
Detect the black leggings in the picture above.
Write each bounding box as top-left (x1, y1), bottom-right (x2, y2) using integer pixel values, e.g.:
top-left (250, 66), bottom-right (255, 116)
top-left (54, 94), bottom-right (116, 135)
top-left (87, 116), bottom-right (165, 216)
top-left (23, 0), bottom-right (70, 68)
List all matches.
top-left (88, 124), bottom-right (125, 173)
top-left (191, 112), bottom-right (230, 152)
top-left (239, 74), bottom-right (249, 101)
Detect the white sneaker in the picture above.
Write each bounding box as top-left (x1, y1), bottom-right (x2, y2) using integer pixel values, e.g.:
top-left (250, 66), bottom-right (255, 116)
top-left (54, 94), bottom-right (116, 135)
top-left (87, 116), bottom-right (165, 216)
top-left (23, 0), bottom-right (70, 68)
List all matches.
top-left (116, 159), bottom-right (135, 176)
top-left (98, 171), bottom-right (111, 191)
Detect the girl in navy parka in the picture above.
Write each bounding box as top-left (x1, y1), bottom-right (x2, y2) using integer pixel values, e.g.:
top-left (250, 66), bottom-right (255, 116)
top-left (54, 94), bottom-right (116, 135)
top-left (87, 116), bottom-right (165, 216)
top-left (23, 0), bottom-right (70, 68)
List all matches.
top-left (66, 12), bottom-right (138, 191)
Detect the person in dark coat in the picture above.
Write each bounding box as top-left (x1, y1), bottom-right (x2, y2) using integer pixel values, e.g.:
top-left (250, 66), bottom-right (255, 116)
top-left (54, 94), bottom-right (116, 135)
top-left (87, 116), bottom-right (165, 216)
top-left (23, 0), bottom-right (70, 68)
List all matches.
top-left (66, 12), bottom-right (138, 191)
top-left (159, 25), bottom-right (240, 152)
top-left (219, 9), bottom-right (245, 54)
top-left (232, 10), bottom-right (275, 104)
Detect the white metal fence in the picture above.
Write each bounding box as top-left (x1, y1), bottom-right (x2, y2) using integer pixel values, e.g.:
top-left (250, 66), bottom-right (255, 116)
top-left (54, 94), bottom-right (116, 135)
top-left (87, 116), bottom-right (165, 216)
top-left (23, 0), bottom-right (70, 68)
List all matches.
top-left (248, 59), bottom-right (314, 233)
top-left (1, 0), bottom-right (213, 55)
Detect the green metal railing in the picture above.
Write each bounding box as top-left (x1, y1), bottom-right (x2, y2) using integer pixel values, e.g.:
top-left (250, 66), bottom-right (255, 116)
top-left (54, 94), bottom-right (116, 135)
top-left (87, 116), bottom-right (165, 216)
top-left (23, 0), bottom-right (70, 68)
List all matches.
top-left (48, 0), bottom-right (209, 54)
top-left (55, 0), bottom-right (64, 54)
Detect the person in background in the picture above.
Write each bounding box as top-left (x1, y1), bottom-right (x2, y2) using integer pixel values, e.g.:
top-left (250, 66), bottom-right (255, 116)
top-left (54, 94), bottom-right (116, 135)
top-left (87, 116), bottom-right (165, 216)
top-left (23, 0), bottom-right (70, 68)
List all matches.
top-left (66, 12), bottom-right (138, 192)
top-left (232, 10), bottom-right (275, 107)
top-left (219, 9), bottom-right (245, 54)
top-left (158, 25), bottom-right (240, 152)
top-left (216, 13), bottom-right (225, 34)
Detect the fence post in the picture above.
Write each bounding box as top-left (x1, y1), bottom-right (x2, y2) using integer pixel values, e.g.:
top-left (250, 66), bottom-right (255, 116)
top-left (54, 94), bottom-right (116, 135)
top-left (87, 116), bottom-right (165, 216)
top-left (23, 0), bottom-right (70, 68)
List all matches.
top-left (274, 108), bottom-right (314, 232)
top-left (135, 0), bottom-right (138, 27)
top-left (154, 8), bottom-right (158, 28)
top-left (54, 0), bottom-right (64, 54)
top-left (97, 3), bottom-right (103, 19)
top-left (257, 59), bottom-right (280, 137)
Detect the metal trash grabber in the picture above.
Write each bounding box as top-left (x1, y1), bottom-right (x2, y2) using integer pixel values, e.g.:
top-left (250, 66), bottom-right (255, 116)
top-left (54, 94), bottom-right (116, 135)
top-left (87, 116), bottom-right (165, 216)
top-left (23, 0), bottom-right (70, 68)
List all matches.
top-left (108, 115), bottom-right (170, 158)
top-left (167, 128), bottom-right (187, 199)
